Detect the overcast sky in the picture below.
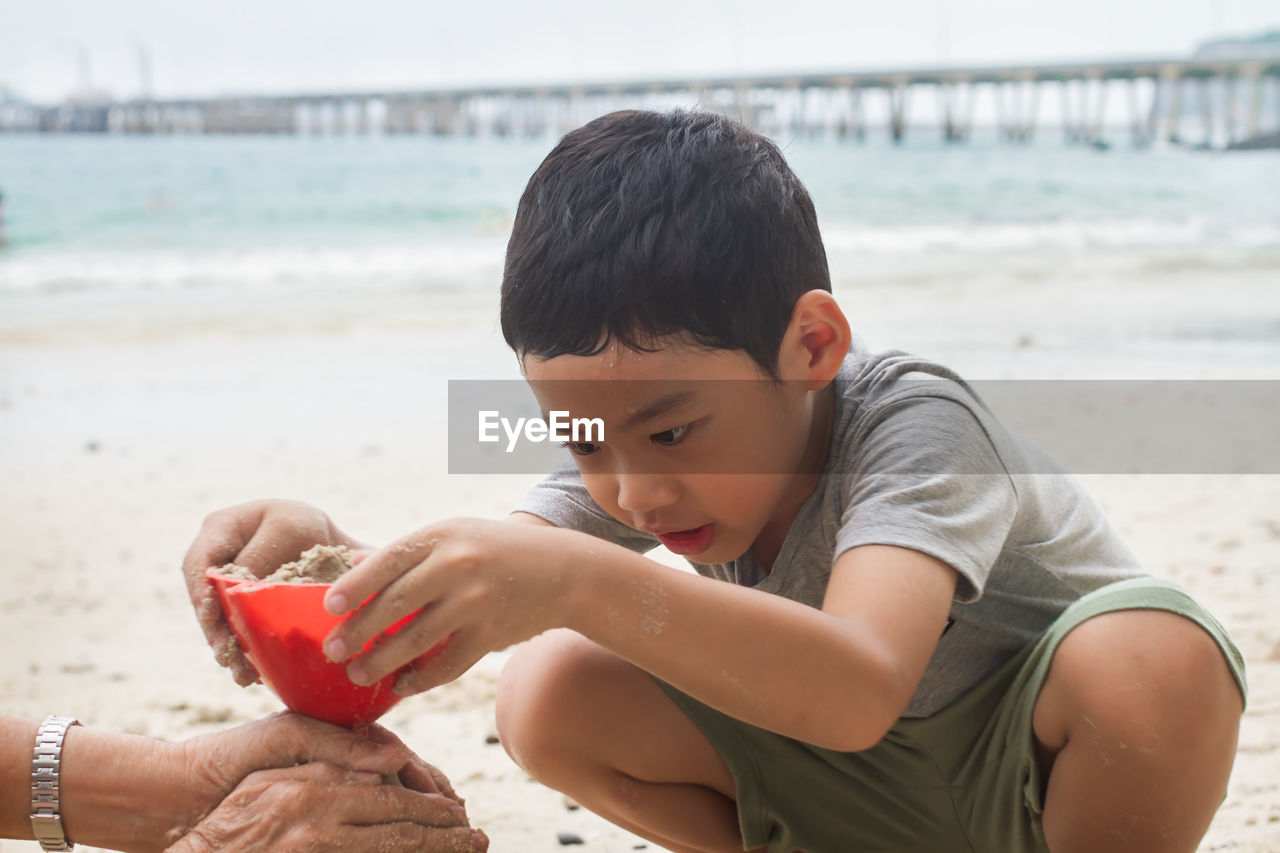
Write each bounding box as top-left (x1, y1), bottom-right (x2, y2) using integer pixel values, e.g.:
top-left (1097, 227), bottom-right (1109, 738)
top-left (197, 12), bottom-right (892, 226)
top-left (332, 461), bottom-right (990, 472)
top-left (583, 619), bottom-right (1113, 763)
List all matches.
top-left (3, 0), bottom-right (1277, 102)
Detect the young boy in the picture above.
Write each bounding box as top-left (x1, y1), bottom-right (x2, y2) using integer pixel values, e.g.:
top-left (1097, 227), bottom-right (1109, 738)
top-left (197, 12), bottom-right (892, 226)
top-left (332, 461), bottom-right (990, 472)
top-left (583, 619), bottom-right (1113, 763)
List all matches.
top-left (185, 110), bottom-right (1246, 853)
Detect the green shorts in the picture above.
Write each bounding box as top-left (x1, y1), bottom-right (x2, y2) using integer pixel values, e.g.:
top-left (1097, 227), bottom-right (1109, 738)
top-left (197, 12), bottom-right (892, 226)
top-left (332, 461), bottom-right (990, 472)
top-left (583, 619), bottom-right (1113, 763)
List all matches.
top-left (656, 577), bottom-right (1247, 853)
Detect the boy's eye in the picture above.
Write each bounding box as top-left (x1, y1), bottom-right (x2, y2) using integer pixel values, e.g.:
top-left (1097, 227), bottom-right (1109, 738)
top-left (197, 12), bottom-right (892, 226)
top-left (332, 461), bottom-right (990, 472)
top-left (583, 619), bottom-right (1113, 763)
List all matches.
top-left (562, 441), bottom-right (600, 457)
top-left (650, 424), bottom-right (690, 447)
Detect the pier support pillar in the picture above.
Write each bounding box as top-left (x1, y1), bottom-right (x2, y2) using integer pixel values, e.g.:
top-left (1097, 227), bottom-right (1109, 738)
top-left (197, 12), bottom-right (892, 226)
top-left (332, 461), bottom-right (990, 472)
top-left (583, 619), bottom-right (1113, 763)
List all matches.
top-left (851, 87), bottom-right (866, 141)
top-left (1087, 75), bottom-right (1108, 143)
top-left (1162, 66), bottom-right (1184, 143)
top-left (1197, 76), bottom-right (1214, 146)
top-left (1126, 77), bottom-right (1146, 147)
top-left (1223, 74), bottom-right (1240, 145)
top-left (889, 83), bottom-right (908, 144)
top-left (1059, 80), bottom-right (1075, 142)
top-left (940, 82), bottom-right (963, 142)
top-left (1244, 67), bottom-right (1263, 139)
top-left (1017, 78), bottom-right (1040, 142)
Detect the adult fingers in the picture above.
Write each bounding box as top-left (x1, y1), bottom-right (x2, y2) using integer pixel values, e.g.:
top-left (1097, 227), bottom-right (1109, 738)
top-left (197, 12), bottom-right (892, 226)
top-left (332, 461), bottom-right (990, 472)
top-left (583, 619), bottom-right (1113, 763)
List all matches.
top-left (398, 756), bottom-right (463, 804)
top-left (165, 764), bottom-right (378, 853)
top-left (360, 724), bottom-right (462, 802)
top-left (224, 713), bottom-right (410, 779)
top-left (170, 763), bottom-right (484, 853)
top-left (330, 785), bottom-right (468, 829)
top-left (240, 761), bottom-right (382, 789)
top-left (331, 823), bottom-right (482, 853)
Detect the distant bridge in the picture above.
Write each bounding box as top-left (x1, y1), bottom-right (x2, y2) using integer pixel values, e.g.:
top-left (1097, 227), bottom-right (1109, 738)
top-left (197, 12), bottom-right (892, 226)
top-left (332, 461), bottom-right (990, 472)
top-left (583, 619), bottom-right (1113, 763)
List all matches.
top-left (3, 55), bottom-right (1278, 148)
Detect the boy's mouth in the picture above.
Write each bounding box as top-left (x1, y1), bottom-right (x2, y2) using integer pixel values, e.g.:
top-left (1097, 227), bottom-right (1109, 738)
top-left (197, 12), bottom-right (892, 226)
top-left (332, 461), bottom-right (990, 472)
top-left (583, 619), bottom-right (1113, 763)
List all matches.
top-left (655, 524), bottom-right (715, 556)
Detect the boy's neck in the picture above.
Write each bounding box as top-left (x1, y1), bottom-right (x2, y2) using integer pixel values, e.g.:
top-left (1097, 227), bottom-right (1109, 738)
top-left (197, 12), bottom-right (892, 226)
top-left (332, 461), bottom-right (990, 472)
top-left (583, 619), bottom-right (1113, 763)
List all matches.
top-left (749, 383), bottom-right (837, 569)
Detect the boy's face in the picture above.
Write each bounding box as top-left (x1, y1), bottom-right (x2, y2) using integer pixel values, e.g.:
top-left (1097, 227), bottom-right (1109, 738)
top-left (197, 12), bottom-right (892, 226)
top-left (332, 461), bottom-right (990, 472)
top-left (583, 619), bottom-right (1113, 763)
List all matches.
top-left (522, 339), bottom-right (831, 565)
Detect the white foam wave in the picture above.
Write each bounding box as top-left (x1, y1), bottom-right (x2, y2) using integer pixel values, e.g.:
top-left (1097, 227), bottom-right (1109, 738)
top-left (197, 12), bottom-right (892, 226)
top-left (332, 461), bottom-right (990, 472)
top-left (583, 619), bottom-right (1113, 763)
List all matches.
top-left (821, 218), bottom-right (1280, 255)
top-left (2, 218), bottom-right (1276, 298)
top-left (0, 240), bottom-right (507, 295)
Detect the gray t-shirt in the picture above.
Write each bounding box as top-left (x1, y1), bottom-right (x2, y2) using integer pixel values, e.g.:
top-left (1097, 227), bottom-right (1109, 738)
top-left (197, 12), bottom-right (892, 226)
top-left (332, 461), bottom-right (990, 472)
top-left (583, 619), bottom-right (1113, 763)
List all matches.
top-left (514, 343), bottom-right (1144, 717)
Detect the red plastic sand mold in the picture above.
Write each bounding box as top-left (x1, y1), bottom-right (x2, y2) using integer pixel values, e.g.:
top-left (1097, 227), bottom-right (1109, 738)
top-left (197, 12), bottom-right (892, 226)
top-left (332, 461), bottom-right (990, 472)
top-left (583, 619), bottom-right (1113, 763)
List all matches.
top-left (207, 568), bottom-right (445, 729)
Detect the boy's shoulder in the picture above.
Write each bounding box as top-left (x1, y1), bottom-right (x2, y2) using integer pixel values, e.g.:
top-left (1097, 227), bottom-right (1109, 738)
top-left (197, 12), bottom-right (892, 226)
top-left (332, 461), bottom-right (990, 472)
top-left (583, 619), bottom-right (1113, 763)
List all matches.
top-left (826, 343), bottom-right (1065, 482)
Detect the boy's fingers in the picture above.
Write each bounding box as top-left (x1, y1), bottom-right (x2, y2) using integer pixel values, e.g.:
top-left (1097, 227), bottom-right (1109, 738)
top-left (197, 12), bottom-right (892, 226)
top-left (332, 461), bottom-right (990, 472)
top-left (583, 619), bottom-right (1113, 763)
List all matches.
top-left (343, 594), bottom-right (459, 686)
top-left (392, 631), bottom-right (482, 697)
top-left (232, 522), bottom-right (316, 578)
top-left (325, 530), bottom-right (435, 616)
top-left (328, 588), bottom-right (443, 668)
top-left (184, 503), bottom-right (269, 578)
top-left (227, 653), bottom-right (261, 687)
top-left (325, 552), bottom-right (452, 661)
top-left (182, 513), bottom-right (261, 680)
top-left (183, 523), bottom-right (247, 620)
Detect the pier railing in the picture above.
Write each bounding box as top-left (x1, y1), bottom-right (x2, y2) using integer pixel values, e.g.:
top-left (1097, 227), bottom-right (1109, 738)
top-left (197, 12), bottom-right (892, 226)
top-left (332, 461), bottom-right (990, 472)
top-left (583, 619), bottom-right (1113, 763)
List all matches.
top-left (3, 56), bottom-right (1278, 147)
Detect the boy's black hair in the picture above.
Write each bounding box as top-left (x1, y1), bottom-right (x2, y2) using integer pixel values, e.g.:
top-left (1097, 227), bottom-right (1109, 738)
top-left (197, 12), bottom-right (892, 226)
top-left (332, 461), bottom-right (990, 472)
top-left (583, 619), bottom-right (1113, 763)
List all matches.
top-left (500, 109), bottom-right (830, 376)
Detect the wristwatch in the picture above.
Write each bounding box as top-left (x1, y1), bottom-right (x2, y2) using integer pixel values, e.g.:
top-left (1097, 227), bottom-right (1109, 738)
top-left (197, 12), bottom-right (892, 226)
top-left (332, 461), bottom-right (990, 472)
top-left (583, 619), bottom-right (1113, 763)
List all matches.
top-left (31, 715), bottom-right (80, 851)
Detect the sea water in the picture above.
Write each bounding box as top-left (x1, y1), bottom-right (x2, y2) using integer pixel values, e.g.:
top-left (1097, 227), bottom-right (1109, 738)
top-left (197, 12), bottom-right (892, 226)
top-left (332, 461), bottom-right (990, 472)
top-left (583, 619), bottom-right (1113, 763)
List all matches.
top-left (1, 131), bottom-right (1277, 378)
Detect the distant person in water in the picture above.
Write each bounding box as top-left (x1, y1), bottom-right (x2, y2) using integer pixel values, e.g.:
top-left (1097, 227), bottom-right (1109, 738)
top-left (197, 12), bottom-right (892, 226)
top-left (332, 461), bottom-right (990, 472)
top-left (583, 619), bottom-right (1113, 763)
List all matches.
top-left (0, 189), bottom-right (7, 248)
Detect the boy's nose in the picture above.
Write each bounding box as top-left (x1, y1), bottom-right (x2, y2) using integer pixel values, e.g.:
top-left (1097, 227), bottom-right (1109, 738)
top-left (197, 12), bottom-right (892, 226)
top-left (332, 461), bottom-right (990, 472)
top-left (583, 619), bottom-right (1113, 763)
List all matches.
top-left (614, 473), bottom-right (680, 515)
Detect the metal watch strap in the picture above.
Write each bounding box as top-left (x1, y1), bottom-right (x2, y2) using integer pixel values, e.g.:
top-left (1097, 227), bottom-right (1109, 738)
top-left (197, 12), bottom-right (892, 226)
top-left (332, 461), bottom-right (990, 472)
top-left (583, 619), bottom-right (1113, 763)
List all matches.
top-left (31, 715), bottom-right (80, 852)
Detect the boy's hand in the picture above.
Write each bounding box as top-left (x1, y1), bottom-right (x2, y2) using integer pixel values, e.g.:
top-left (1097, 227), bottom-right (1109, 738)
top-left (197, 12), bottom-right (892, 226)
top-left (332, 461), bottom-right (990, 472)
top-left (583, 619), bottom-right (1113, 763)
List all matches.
top-left (321, 517), bottom-right (590, 695)
top-left (181, 499), bottom-right (370, 685)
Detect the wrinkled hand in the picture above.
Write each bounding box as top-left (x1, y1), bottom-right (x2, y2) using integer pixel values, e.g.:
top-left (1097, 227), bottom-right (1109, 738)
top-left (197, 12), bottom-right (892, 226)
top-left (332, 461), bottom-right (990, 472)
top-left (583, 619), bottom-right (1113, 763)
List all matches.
top-left (165, 762), bottom-right (488, 853)
top-left (178, 711), bottom-right (463, 804)
top-left (181, 499), bottom-right (368, 685)
top-left (321, 517), bottom-right (607, 695)
top-left (165, 713), bottom-right (476, 846)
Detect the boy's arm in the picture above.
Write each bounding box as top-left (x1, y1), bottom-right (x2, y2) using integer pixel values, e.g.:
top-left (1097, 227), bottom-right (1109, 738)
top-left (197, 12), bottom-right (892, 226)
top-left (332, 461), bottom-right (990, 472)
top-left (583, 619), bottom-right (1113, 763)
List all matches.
top-left (544, 514), bottom-right (956, 750)
top-left (330, 515), bottom-right (956, 752)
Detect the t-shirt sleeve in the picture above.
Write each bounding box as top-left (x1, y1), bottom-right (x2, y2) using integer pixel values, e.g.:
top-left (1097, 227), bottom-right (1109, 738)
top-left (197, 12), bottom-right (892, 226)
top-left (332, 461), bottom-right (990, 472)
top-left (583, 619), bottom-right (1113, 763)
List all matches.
top-left (513, 463), bottom-right (660, 554)
top-left (836, 395), bottom-right (1018, 603)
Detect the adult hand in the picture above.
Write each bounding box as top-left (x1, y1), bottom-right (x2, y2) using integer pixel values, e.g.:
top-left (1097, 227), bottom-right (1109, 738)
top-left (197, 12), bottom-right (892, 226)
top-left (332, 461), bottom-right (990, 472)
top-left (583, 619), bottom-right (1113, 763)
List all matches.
top-left (179, 711), bottom-right (460, 796)
top-left (181, 499), bottom-right (369, 685)
top-left (165, 763), bottom-right (488, 853)
top-left (167, 713), bottom-right (474, 839)
top-left (5, 712), bottom-right (478, 853)
top-left (321, 517), bottom-right (614, 696)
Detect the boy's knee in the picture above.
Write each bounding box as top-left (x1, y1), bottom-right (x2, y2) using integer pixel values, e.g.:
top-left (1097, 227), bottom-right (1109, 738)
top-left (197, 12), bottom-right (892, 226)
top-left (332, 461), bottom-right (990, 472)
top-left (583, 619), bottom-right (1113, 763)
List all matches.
top-left (495, 629), bottom-right (610, 779)
top-left (1038, 609), bottom-right (1242, 754)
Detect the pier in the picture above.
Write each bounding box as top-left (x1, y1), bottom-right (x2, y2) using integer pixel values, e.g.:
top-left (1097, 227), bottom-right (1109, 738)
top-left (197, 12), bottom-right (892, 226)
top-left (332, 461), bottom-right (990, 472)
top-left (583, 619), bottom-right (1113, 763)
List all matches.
top-left (2, 55), bottom-right (1278, 148)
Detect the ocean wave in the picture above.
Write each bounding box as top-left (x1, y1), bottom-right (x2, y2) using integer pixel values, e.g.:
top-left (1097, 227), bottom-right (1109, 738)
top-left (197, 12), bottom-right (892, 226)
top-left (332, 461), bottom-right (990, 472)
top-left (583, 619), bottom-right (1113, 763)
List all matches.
top-left (2, 217), bottom-right (1277, 299)
top-left (821, 217), bottom-right (1280, 254)
top-left (0, 240), bottom-right (507, 295)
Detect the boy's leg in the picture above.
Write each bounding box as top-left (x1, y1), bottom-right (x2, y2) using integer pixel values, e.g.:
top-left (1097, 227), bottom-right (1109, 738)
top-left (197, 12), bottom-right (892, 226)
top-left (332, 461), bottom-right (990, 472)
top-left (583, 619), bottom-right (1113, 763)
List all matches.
top-left (496, 629), bottom-right (755, 853)
top-left (1031, 608), bottom-right (1244, 853)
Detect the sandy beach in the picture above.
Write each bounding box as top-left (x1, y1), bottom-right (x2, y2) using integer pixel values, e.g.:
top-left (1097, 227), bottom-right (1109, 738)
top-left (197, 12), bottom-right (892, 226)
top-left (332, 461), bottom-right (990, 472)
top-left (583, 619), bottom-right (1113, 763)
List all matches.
top-left (1, 287), bottom-right (1278, 853)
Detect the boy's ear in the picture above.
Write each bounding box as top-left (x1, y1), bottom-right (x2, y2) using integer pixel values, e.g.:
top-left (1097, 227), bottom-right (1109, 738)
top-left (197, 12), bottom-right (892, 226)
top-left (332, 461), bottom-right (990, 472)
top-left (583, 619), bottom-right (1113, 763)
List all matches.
top-left (778, 290), bottom-right (852, 389)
